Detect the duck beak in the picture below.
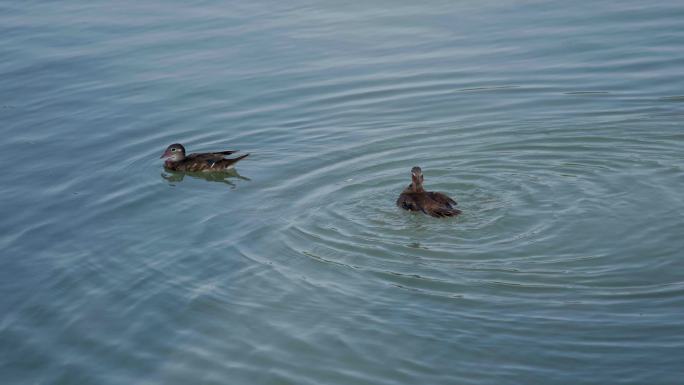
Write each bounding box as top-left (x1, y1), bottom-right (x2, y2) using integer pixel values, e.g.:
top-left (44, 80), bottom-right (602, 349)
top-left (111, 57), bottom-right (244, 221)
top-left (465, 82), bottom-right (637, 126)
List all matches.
top-left (160, 150), bottom-right (170, 159)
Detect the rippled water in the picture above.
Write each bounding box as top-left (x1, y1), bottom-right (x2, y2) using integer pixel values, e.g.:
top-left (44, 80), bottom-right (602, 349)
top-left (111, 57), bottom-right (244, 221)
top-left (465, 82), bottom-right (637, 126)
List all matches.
top-left (2, 1), bottom-right (684, 384)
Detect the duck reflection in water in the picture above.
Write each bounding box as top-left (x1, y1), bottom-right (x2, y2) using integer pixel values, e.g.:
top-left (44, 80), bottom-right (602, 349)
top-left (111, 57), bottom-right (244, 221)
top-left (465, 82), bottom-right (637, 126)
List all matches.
top-left (161, 169), bottom-right (251, 188)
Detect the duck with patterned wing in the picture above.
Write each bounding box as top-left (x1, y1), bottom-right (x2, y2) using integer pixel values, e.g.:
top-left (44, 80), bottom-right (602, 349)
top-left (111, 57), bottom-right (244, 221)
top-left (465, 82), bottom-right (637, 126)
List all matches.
top-left (396, 167), bottom-right (461, 218)
top-left (160, 143), bottom-right (249, 172)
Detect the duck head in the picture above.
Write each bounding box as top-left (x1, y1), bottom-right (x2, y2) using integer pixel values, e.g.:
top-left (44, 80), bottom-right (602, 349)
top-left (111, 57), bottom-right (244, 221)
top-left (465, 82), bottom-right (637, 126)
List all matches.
top-left (411, 166), bottom-right (425, 192)
top-left (160, 143), bottom-right (186, 162)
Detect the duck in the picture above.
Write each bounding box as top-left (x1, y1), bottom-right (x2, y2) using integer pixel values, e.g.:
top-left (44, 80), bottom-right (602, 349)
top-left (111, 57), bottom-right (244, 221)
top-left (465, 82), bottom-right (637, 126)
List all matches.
top-left (160, 143), bottom-right (249, 172)
top-left (396, 166), bottom-right (461, 218)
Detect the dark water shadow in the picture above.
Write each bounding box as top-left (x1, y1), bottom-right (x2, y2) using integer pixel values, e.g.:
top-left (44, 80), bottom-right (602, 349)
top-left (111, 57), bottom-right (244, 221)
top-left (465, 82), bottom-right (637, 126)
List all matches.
top-left (161, 169), bottom-right (251, 189)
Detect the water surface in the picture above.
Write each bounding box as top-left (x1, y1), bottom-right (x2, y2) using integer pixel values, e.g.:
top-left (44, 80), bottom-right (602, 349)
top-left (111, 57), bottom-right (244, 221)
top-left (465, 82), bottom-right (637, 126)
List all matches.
top-left (1, 1), bottom-right (684, 384)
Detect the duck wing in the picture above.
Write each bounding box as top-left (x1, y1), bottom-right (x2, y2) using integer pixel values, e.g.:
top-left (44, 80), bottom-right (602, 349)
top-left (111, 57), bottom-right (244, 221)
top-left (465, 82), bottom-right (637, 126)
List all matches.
top-left (425, 205), bottom-right (462, 218)
top-left (396, 192), bottom-right (420, 212)
top-left (427, 191), bottom-right (457, 206)
top-left (172, 153), bottom-right (248, 172)
top-left (425, 191), bottom-right (460, 217)
top-left (187, 150), bottom-right (239, 161)
top-left (208, 153), bottom-right (249, 170)
top-left (397, 191), bottom-right (462, 217)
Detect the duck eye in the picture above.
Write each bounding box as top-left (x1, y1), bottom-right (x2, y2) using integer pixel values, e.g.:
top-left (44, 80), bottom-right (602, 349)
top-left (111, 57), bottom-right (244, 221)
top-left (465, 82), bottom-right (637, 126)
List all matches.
top-left (171, 148), bottom-right (176, 151)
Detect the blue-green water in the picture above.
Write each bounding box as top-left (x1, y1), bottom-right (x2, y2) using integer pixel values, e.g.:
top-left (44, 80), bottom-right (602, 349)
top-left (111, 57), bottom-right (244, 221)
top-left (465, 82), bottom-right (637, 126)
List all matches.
top-left (2, 1), bottom-right (684, 384)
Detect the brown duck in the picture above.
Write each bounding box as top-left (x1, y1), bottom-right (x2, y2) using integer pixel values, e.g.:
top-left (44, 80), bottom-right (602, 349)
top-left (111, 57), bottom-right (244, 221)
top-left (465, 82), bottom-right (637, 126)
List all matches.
top-left (396, 167), bottom-right (461, 218)
top-left (160, 143), bottom-right (249, 172)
